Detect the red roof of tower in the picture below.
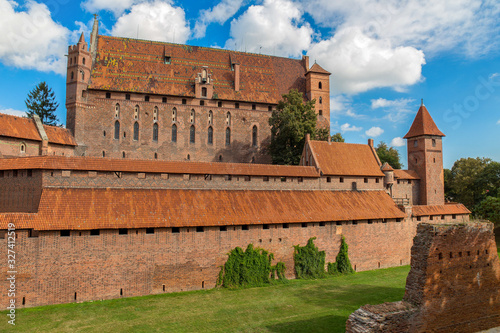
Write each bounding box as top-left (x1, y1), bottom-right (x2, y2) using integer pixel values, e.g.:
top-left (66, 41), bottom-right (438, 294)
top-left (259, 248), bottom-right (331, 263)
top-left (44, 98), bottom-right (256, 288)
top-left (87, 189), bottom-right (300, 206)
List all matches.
top-left (307, 63), bottom-right (331, 75)
top-left (381, 162), bottom-right (394, 171)
top-left (404, 105), bottom-right (445, 139)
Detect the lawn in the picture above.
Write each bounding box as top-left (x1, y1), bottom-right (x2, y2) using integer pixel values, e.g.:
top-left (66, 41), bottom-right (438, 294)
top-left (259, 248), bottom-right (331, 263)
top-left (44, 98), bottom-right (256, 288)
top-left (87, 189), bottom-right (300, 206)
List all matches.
top-left (0, 266), bottom-right (410, 333)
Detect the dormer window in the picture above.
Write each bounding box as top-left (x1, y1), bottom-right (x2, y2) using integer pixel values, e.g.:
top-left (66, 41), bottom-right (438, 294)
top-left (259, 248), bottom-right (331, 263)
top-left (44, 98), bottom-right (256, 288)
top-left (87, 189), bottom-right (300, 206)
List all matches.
top-left (164, 56), bottom-right (171, 64)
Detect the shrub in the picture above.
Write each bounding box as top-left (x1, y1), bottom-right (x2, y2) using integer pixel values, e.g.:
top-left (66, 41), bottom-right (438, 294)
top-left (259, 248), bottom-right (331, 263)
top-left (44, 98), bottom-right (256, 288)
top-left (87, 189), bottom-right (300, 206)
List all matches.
top-left (328, 236), bottom-right (355, 275)
top-left (293, 237), bottom-right (326, 279)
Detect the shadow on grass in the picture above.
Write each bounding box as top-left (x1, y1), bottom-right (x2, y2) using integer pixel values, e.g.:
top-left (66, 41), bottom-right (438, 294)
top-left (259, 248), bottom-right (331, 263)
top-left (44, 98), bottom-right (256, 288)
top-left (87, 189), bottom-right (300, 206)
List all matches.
top-left (267, 315), bottom-right (347, 333)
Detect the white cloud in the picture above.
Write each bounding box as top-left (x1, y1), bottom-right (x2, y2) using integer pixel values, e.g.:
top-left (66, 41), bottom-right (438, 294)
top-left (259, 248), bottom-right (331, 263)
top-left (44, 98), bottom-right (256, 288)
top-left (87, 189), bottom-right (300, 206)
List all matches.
top-left (194, 0), bottom-right (246, 39)
top-left (365, 126), bottom-right (384, 137)
top-left (225, 0), bottom-right (313, 57)
top-left (340, 123), bottom-right (362, 132)
top-left (390, 137), bottom-right (405, 147)
top-left (111, 1), bottom-right (190, 43)
top-left (497, 120), bottom-right (500, 125)
top-left (307, 28), bottom-right (425, 94)
top-left (371, 97), bottom-right (416, 123)
top-left (0, 0), bottom-right (70, 74)
top-left (82, 0), bottom-right (140, 16)
top-left (0, 108), bottom-right (25, 117)
top-left (303, 0), bottom-right (500, 57)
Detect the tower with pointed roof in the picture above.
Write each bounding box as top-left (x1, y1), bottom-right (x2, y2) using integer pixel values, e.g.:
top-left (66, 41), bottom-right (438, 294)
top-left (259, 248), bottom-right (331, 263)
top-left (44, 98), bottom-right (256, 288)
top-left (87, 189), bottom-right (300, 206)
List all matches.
top-left (404, 102), bottom-right (445, 205)
top-left (305, 62), bottom-right (331, 128)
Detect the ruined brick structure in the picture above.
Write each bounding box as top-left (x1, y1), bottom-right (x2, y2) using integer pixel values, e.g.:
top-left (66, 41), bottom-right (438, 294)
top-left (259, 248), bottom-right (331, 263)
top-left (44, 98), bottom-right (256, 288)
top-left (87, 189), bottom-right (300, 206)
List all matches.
top-left (346, 222), bottom-right (500, 332)
top-left (0, 17), bottom-right (474, 309)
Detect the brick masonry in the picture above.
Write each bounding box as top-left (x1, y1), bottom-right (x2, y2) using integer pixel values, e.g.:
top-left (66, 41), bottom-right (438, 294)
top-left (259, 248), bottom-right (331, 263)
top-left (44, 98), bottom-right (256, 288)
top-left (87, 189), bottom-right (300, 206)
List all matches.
top-left (346, 222), bottom-right (500, 332)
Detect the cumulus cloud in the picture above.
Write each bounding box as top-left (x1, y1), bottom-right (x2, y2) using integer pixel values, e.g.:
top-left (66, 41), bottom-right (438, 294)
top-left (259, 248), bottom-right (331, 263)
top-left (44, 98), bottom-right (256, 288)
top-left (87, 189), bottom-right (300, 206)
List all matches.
top-left (371, 97), bottom-right (416, 123)
top-left (365, 126), bottom-right (384, 137)
top-left (0, 108), bottom-right (26, 117)
top-left (82, 0), bottom-right (140, 16)
top-left (111, 1), bottom-right (190, 43)
top-left (307, 28), bottom-right (425, 94)
top-left (0, 0), bottom-right (70, 74)
top-left (340, 123), bottom-right (362, 132)
top-left (303, 0), bottom-right (500, 57)
top-left (194, 0), bottom-right (246, 39)
top-left (390, 137), bottom-right (405, 147)
top-left (225, 0), bottom-right (313, 57)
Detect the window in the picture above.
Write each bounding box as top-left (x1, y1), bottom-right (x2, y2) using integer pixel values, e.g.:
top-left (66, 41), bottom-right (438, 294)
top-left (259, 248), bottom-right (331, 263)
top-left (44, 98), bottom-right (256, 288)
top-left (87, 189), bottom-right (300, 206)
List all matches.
top-left (298, 177), bottom-right (303, 183)
top-left (90, 229), bottom-right (100, 236)
top-left (190, 109), bottom-right (195, 123)
top-left (268, 105), bottom-right (272, 111)
top-left (242, 225), bottom-right (249, 231)
top-left (319, 222), bottom-right (326, 227)
top-left (283, 223), bottom-right (289, 229)
top-left (133, 122), bottom-right (139, 141)
top-left (252, 104), bottom-right (256, 110)
top-left (376, 178), bottom-right (380, 183)
top-left (20, 143), bottom-right (26, 153)
top-left (218, 101), bottom-right (222, 107)
top-left (326, 177), bottom-right (331, 183)
top-left (220, 226), bottom-right (227, 232)
top-left (106, 92), bottom-right (111, 99)
top-left (146, 228), bottom-right (154, 234)
top-left (225, 127), bottom-right (231, 146)
top-left (201, 87), bottom-right (207, 97)
top-left (172, 227), bottom-right (180, 233)
top-left (413, 140), bottom-right (418, 147)
top-left (164, 56), bottom-right (171, 64)
top-left (208, 110), bottom-right (213, 125)
top-left (115, 103), bottom-right (120, 118)
top-left (172, 108), bottom-right (177, 122)
top-left (319, 110), bottom-right (323, 116)
top-left (364, 178), bottom-right (368, 183)
top-left (126, 94), bottom-right (130, 100)
top-left (153, 106), bottom-right (158, 121)
top-left (190, 125), bottom-right (196, 143)
top-left (114, 121), bottom-right (120, 140)
top-left (319, 96), bottom-right (322, 104)
top-left (263, 224), bottom-right (269, 230)
top-left (235, 103), bottom-right (239, 109)
top-left (71, 71), bottom-right (74, 80)
top-left (145, 95), bottom-right (150, 102)
top-left (252, 125), bottom-right (258, 147)
top-left (172, 124), bottom-right (177, 142)
top-left (408, 180), bottom-right (412, 184)
top-left (182, 98), bottom-right (187, 105)
top-left (153, 123), bottom-right (158, 141)
top-left (208, 126), bottom-right (213, 145)
top-left (119, 228), bottom-right (128, 235)
top-left (200, 100), bottom-right (204, 106)
top-left (60, 230), bottom-right (70, 237)
top-left (196, 226), bottom-right (204, 233)
top-left (102, 151), bottom-right (105, 157)
top-left (263, 176), bottom-right (269, 182)
top-left (432, 139), bottom-right (436, 147)
top-left (301, 223), bottom-right (307, 228)
top-left (162, 97), bottom-right (167, 103)
top-left (134, 105), bottom-right (139, 119)
top-left (319, 82), bottom-right (322, 89)
top-left (340, 177), bottom-right (344, 183)
top-left (81, 71), bottom-right (85, 80)
top-left (154, 152), bottom-right (158, 159)
top-left (83, 57), bottom-right (86, 65)
top-left (122, 151), bottom-right (126, 158)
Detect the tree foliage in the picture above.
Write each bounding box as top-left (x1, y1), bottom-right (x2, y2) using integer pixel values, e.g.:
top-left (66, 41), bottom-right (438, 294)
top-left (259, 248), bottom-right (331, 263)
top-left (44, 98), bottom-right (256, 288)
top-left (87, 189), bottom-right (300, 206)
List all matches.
top-left (25, 81), bottom-right (59, 126)
top-left (474, 197), bottom-right (500, 225)
top-left (328, 236), bottom-right (355, 275)
top-left (315, 128), bottom-right (345, 143)
top-left (268, 89), bottom-right (317, 165)
top-left (293, 237), bottom-right (326, 279)
top-left (217, 244), bottom-right (286, 288)
top-left (375, 142), bottom-right (402, 169)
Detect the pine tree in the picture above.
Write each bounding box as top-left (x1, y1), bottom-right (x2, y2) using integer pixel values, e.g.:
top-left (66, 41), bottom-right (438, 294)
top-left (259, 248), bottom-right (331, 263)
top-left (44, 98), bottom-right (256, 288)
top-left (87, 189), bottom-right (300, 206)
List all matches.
top-left (25, 82), bottom-right (59, 126)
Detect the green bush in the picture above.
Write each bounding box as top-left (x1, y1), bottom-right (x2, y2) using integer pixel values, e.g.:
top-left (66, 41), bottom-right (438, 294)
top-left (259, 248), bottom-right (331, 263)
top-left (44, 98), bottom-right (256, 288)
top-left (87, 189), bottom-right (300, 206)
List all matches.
top-left (328, 236), bottom-right (355, 275)
top-left (293, 237), bottom-right (326, 279)
top-left (218, 244), bottom-right (286, 288)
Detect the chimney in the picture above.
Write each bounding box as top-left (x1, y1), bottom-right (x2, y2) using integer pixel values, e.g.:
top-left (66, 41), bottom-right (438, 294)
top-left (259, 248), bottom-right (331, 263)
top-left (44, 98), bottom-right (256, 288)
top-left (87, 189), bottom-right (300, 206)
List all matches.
top-left (368, 138), bottom-right (374, 147)
top-left (302, 55), bottom-right (309, 71)
top-left (234, 63), bottom-right (240, 92)
top-left (305, 133), bottom-right (310, 143)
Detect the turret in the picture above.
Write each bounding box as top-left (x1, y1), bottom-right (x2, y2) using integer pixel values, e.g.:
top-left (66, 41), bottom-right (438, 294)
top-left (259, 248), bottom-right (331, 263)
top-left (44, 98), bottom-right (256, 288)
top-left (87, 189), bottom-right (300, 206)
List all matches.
top-left (404, 101), bottom-right (445, 205)
top-left (305, 62), bottom-right (331, 128)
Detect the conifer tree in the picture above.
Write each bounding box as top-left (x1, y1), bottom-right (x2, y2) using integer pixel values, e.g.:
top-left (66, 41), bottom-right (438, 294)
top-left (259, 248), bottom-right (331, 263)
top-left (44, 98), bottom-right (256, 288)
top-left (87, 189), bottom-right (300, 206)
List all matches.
top-left (25, 81), bottom-right (59, 126)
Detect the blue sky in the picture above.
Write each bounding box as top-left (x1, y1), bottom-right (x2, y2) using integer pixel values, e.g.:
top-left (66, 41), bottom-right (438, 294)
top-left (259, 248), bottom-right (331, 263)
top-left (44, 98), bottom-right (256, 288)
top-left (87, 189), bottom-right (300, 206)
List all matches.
top-left (0, 0), bottom-right (499, 168)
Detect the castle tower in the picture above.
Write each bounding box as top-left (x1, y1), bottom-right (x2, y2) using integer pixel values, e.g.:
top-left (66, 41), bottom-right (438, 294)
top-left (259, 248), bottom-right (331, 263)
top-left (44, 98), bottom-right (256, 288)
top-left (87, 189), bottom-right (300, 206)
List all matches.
top-left (404, 102), bottom-right (445, 206)
top-left (305, 62), bottom-right (331, 128)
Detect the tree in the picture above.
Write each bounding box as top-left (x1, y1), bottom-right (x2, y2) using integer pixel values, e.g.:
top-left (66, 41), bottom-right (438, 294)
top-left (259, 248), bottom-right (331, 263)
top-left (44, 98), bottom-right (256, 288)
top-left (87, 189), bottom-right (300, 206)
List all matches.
top-left (269, 89), bottom-right (317, 165)
top-left (449, 157), bottom-right (491, 208)
top-left (474, 196), bottom-right (500, 226)
top-left (444, 168), bottom-right (455, 202)
top-left (375, 142), bottom-right (403, 169)
top-left (25, 81), bottom-right (59, 126)
top-left (315, 128), bottom-right (345, 142)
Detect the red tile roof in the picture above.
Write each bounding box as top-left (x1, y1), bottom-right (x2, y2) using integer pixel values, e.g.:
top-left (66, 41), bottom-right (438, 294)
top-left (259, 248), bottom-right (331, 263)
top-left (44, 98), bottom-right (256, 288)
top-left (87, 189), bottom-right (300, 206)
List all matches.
top-left (308, 140), bottom-right (384, 176)
top-left (0, 113), bottom-right (40, 141)
top-left (412, 203), bottom-right (470, 216)
top-left (381, 162), bottom-right (394, 171)
top-left (404, 105), bottom-right (445, 139)
top-left (0, 155), bottom-right (319, 177)
top-left (89, 35), bottom-right (308, 104)
top-left (0, 113), bottom-right (76, 146)
top-left (307, 63), bottom-right (331, 75)
top-left (43, 125), bottom-right (77, 146)
top-left (0, 189), bottom-right (405, 230)
top-left (394, 169), bottom-right (420, 180)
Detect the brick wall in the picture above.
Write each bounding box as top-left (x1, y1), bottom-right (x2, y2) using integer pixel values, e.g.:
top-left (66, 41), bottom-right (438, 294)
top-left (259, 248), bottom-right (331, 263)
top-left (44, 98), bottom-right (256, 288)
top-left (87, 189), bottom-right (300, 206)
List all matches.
top-left (0, 218), bottom-right (419, 308)
top-left (392, 179), bottom-right (420, 205)
top-left (0, 170), bottom-right (42, 213)
top-left (0, 137), bottom-right (41, 158)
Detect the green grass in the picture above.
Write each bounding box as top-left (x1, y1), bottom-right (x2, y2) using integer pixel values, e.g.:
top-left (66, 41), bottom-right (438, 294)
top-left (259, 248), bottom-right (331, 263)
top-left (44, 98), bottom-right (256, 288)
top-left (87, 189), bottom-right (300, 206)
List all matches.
top-left (0, 266), bottom-right (410, 333)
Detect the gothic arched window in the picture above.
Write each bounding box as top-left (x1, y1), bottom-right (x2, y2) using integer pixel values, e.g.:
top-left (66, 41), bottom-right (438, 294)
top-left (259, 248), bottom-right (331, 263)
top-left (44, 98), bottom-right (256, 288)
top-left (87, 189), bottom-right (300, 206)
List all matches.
top-left (190, 125), bottom-right (196, 143)
top-left (114, 121), bottom-right (120, 140)
top-left (171, 124), bottom-right (177, 142)
top-left (252, 125), bottom-right (258, 147)
top-left (133, 122), bottom-right (139, 141)
top-left (153, 123), bottom-right (158, 141)
top-left (225, 127), bottom-right (231, 146)
top-left (208, 126), bottom-right (213, 145)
